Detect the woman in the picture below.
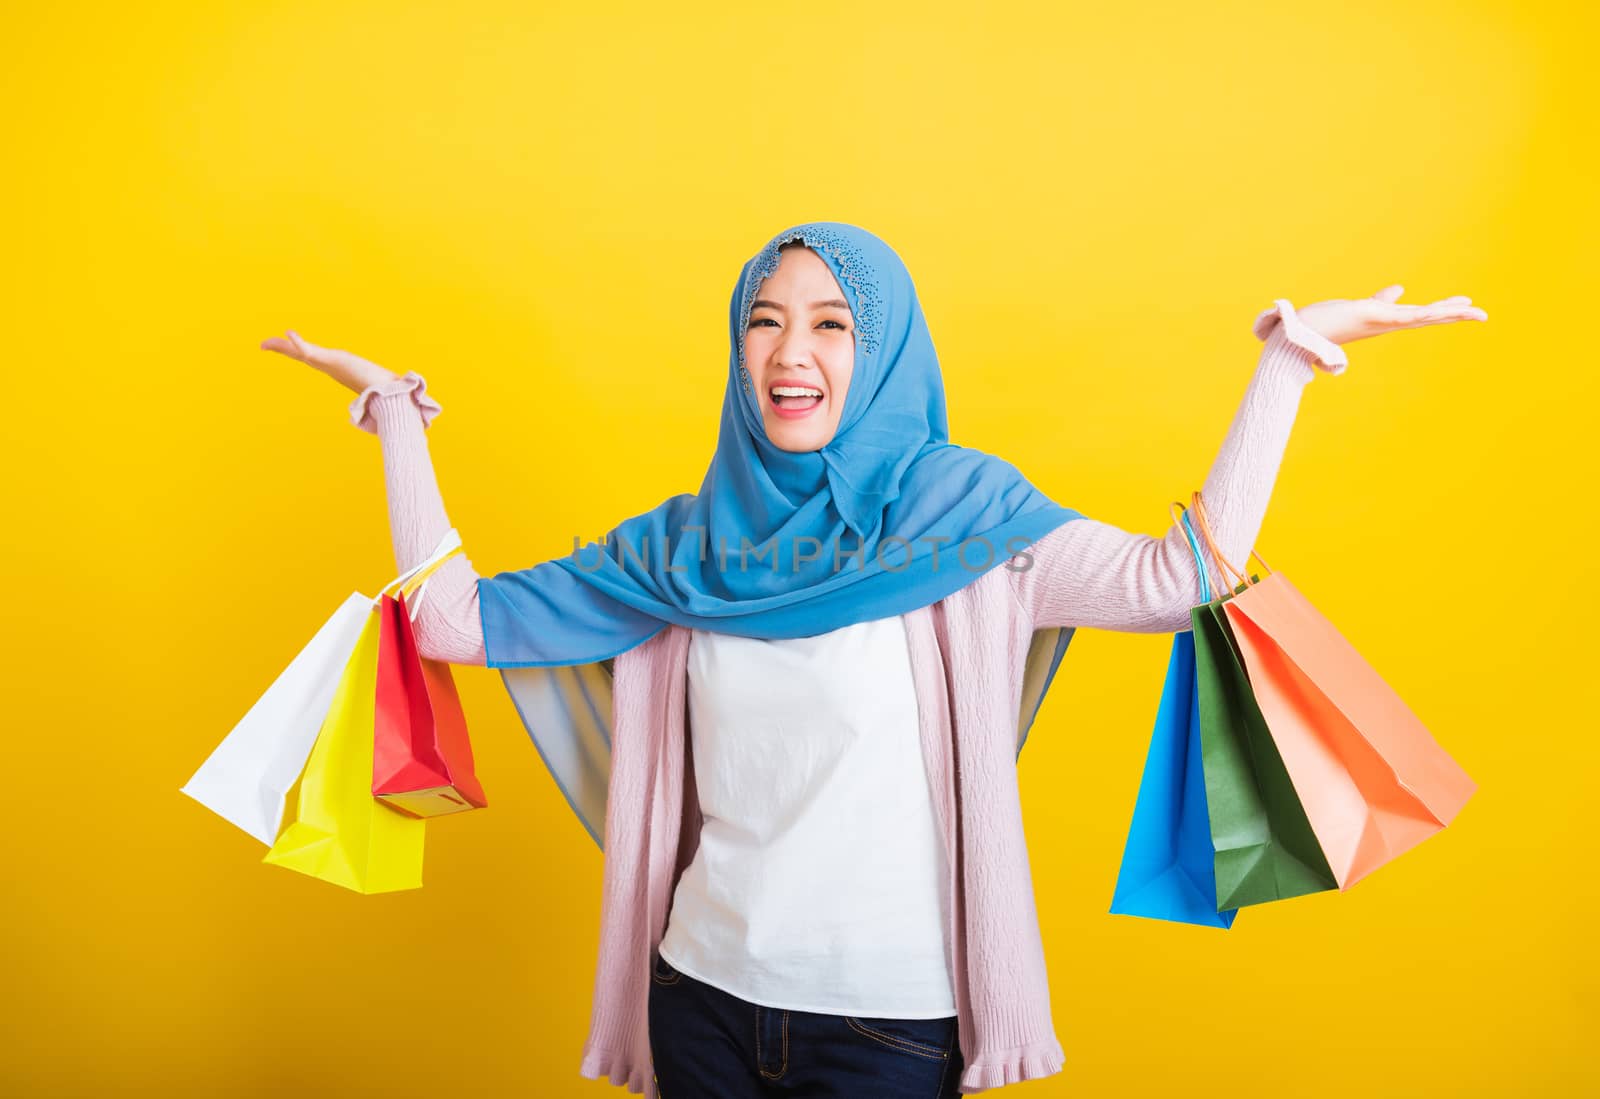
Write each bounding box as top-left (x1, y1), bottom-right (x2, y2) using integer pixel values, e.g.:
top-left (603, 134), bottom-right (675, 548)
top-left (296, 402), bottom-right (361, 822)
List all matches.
top-left (262, 221), bottom-right (1485, 1098)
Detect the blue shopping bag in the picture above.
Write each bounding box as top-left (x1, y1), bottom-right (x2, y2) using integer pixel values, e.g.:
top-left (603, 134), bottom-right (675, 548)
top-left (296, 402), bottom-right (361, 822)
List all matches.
top-left (1108, 503), bottom-right (1239, 928)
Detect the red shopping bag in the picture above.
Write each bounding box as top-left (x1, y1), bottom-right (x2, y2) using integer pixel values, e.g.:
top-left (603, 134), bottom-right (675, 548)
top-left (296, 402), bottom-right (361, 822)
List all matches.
top-left (1186, 490), bottom-right (1475, 890)
top-left (372, 584), bottom-right (488, 818)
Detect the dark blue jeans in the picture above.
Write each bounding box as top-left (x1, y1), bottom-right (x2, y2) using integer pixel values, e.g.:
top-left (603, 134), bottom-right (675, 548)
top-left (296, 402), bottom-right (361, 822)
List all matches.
top-left (647, 949), bottom-right (964, 1098)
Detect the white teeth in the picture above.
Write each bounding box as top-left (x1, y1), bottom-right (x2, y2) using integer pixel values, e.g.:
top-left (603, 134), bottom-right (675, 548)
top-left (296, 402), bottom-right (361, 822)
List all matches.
top-left (771, 385), bottom-right (823, 398)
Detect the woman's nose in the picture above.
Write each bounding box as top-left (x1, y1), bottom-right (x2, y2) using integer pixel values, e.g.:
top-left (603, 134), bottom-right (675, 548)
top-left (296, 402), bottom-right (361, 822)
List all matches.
top-left (774, 328), bottom-right (819, 365)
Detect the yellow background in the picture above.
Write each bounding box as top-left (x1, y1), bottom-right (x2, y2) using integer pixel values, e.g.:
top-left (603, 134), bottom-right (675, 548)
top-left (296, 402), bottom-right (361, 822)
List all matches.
top-left (5, 1), bottom-right (1593, 1095)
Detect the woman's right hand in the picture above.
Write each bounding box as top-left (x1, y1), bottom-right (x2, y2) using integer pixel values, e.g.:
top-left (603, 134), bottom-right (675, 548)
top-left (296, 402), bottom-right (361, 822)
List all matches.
top-left (1287, 285), bottom-right (1487, 348)
top-left (259, 329), bottom-right (398, 395)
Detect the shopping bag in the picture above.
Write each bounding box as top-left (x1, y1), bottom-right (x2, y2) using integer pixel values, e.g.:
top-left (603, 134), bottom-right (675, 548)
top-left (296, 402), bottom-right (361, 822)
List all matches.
top-left (181, 591), bottom-right (373, 845)
top-left (1186, 491), bottom-right (1475, 890)
top-left (1188, 509), bottom-right (1337, 907)
top-left (260, 530), bottom-right (464, 893)
top-left (1109, 502), bottom-right (1239, 928)
top-left (373, 580), bottom-right (487, 818)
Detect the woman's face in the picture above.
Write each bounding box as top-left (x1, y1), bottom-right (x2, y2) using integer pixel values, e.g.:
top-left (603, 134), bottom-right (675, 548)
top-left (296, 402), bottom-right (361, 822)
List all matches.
top-left (744, 243), bottom-right (856, 452)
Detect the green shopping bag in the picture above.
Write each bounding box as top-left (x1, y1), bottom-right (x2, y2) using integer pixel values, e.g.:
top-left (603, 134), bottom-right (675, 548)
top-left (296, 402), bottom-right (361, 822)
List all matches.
top-left (1192, 582), bottom-right (1337, 909)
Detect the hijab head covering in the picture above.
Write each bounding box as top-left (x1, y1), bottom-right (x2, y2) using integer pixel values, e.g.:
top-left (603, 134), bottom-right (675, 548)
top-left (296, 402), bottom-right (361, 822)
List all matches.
top-left (479, 220), bottom-right (1088, 844)
top-left (480, 220), bottom-right (1083, 661)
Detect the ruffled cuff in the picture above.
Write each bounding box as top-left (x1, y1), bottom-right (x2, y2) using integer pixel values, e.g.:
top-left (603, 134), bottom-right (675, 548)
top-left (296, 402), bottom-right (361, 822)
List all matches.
top-left (959, 1039), bottom-right (1067, 1090)
top-left (1251, 298), bottom-right (1348, 376)
top-left (348, 370), bottom-right (443, 434)
top-left (578, 1044), bottom-right (652, 1096)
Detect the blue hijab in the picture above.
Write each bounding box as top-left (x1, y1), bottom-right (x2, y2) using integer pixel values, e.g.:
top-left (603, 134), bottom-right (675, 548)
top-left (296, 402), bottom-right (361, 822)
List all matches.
top-left (480, 221), bottom-right (1087, 845)
top-left (479, 221), bottom-right (1083, 665)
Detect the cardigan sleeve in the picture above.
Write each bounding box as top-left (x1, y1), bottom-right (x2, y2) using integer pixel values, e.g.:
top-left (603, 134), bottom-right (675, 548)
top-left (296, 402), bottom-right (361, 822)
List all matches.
top-left (355, 371), bottom-right (489, 665)
top-left (1006, 300), bottom-right (1334, 633)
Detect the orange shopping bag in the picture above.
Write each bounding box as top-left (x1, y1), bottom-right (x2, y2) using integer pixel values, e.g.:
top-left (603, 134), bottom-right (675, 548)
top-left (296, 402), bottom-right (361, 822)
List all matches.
top-left (1186, 490), bottom-right (1476, 890)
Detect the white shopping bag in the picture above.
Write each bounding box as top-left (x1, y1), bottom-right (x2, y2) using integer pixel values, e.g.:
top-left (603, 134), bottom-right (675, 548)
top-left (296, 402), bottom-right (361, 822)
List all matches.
top-left (181, 592), bottom-right (374, 844)
top-left (181, 529), bottom-right (463, 845)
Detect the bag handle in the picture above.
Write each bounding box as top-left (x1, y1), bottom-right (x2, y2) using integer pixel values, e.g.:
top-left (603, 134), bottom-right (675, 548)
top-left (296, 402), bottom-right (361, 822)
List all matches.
top-left (1187, 490), bottom-right (1274, 594)
top-left (375, 528), bottom-right (464, 620)
top-left (396, 537), bottom-right (464, 623)
top-left (1169, 501), bottom-right (1211, 604)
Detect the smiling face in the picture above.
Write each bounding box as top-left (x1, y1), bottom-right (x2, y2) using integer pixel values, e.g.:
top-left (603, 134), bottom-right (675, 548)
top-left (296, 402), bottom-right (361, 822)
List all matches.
top-left (743, 242), bottom-right (857, 452)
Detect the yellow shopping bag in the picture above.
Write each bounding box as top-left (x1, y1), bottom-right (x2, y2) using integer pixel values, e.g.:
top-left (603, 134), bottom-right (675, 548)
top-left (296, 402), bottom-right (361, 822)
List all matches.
top-left (262, 542), bottom-right (461, 894)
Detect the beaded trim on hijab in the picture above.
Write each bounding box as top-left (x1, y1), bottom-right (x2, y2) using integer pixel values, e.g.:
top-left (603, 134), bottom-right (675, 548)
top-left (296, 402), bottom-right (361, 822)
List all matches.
top-left (736, 223), bottom-right (886, 395)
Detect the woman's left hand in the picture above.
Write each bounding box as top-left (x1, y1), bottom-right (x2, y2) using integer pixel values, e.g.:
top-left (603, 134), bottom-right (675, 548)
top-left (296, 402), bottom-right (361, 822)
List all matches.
top-left (1296, 285), bottom-right (1488, 347)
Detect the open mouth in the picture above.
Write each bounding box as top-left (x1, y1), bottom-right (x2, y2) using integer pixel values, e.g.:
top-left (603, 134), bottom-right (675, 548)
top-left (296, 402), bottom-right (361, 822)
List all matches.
top-left (769, 385), bottom-right (824, 418)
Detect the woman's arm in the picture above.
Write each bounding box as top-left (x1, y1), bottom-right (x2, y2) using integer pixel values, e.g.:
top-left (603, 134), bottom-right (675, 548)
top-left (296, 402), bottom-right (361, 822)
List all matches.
top-left (1006, 287), bottom-right (1485, 632)
top-left (352, 373), bottom-right (489, 665)
top-left (1006, 300), bottom-right (1335, 633)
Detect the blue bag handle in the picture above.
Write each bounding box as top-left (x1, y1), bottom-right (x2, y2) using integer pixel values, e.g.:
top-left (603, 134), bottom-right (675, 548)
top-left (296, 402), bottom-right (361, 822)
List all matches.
top-left (1170, 500), bottom-right (1211, 606)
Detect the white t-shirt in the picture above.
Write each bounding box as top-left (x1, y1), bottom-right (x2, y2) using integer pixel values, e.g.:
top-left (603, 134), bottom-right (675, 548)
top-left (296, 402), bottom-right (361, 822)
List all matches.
top-left (656, 615), bottom-right (957, 1018)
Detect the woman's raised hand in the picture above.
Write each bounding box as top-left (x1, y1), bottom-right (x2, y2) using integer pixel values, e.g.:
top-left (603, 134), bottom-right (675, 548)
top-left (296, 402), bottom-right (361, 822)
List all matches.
top-left (259, 329), bottom-right (398, 395)
top-left (1295, 285), bottom-right (1488, 348)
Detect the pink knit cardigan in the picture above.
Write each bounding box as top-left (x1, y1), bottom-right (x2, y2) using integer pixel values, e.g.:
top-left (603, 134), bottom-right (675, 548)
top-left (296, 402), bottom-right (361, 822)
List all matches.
top-left (352, 300), bottom-right (1343, 1094)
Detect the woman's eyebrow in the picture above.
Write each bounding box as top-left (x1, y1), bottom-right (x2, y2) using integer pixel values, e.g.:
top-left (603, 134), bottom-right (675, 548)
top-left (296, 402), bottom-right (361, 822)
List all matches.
top-left (751, 298), bottom-right (851, 311)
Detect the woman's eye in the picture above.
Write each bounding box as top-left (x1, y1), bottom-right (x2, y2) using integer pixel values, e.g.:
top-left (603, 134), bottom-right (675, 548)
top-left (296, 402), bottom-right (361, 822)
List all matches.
top-left (746, 317), bottom-right (848, 330)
